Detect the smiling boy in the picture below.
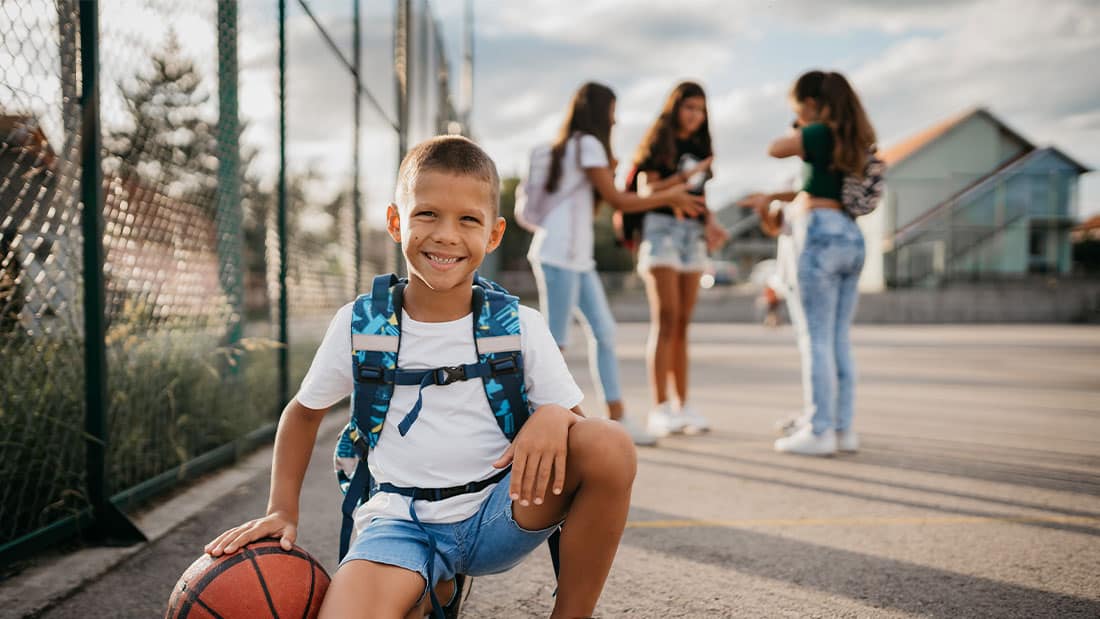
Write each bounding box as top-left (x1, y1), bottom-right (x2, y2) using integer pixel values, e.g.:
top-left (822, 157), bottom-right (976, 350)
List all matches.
top-left (206, 136), bottom-right (636, 619)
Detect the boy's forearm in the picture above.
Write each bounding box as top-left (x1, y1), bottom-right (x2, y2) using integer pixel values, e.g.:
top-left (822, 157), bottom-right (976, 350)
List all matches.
top-left (266, 399), bottom-right (326, 523)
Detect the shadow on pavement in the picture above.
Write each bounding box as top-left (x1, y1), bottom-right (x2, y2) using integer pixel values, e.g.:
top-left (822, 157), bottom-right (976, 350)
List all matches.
top-left (623, 505), bottom-right (1100, 618)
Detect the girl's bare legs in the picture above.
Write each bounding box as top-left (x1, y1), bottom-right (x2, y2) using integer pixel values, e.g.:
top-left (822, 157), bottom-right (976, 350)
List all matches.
top-left (643, 266), bottom-right (682, 405)
top-left (672, 270), bottom-right (703, 404)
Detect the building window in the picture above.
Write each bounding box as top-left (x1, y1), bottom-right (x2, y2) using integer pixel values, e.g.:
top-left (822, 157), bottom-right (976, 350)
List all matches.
top-left (1029, 225), bottom-right (1049, 274)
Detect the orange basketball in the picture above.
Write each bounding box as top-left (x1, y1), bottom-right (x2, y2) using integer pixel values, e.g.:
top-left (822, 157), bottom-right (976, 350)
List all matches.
top-left (166, 540), bottom-right (330, 619)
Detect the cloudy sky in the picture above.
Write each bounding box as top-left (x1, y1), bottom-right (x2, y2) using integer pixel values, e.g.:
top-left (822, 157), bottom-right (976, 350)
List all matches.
top-left (439, 0), bottom-right (1100, 218)
top-left (6, 0), bottom-right (1095, 224)
top-left (245, 0), bottom-right (1099, 225)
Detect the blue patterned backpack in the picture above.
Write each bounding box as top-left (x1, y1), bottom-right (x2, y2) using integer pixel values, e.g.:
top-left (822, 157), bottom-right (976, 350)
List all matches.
top-left (334, 273), bottom-right (556, 618)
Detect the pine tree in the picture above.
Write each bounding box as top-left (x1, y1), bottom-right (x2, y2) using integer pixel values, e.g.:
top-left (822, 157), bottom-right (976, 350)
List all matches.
top-left (104, 31), bottom-right (217, 209)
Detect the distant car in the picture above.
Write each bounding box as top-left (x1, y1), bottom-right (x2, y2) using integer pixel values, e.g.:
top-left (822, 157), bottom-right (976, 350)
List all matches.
top-left (700, 260), bottom-right (738, 289)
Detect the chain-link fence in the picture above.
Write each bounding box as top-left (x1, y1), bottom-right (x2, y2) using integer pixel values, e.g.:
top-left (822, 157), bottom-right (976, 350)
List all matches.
top-left (0, 0), bottom-right (464, 565)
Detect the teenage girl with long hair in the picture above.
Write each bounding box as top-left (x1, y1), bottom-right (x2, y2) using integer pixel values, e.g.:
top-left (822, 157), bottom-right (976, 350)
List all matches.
top-left (741, 70), bottom-right (875, 456)
top-left (527, 81), bottom-right (706, 446)
top-left (632, 81), bottom-right (729, 437)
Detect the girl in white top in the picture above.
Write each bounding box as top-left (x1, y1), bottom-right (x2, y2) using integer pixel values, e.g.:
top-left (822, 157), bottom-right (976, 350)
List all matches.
top-left (527, 82), bottom-right (705, 446)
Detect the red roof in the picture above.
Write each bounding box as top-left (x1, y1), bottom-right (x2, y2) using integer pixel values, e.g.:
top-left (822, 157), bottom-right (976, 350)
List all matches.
top-left (1076, 215), bottom-right (1100, 233)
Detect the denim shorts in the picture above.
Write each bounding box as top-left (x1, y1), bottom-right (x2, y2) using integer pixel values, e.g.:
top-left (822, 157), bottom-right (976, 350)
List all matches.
top-left (636, 212), bottom-right (708, 273)
top-left (339, 472), bottom-right (560, 598)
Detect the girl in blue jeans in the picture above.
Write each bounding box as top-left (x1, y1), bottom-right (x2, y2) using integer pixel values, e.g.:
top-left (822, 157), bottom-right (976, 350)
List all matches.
top-left (742, 70), bottom-right (876, 456)
top-left (528, 82), bottom-right (706, 446)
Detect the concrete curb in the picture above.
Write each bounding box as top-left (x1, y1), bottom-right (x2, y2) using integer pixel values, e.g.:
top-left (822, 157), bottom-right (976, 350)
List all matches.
top-left (0, 412), bottom-right (346, 618)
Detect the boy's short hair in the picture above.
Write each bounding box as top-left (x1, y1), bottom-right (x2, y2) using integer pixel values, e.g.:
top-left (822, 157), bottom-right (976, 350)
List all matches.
top-left (394, 135), bottom-right (500, 213)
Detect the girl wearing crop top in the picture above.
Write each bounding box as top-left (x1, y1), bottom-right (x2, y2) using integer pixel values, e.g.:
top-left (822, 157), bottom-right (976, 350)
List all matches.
top-left (632, 82), bottom-right (729, 438)
top-left (740, 70), bottom-right (876, 457)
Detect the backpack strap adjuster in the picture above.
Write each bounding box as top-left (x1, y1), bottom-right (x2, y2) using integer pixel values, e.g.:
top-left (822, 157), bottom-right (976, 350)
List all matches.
top-left (356, 364), bottom-right (387, 383)
top-left (348, 427), bottom-right (370, 460)
top-left (488, 354), bottom-right (519, 376)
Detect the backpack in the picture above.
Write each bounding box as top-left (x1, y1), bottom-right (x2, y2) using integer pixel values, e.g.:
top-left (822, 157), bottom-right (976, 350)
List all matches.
top-left (334, 273), bottom-right (557, 618)
top-left (514, 136), bottom-right (583, 232)
top-left (840, 148), bottom-right (886, 217)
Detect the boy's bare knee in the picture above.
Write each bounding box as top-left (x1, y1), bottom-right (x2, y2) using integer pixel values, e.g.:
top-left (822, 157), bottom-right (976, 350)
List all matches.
top-left (568, 419), bottom-right (636, 486)
top-left (320, 560), bottom-right (425, 619)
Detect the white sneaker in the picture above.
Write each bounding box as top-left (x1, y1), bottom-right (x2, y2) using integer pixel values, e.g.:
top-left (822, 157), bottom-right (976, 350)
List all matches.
top-left (679, 404), bottom-right (710, 434)
top-left (774, 424), bottom-right (836, 456)
top-left (617, 416), bottom-right (658, 447)
top-left (647, 402), bottom-right (685, 438)
top-left (836, 430), bottom-right (859, 453)
top-left (775, 412), bottom-right (811, 437)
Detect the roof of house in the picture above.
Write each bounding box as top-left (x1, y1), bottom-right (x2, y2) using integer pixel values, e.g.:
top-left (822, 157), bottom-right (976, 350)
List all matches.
top-left (879, 107), bottom-right (1037, 168)
top-left (1076, 215), bottom-right (1100, 233)
top-left (881, 107), bottom-right (1093, 174)
top-left (0, 114), bottom-right (56, 168)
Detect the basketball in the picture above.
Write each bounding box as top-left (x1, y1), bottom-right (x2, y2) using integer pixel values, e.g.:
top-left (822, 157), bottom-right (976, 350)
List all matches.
top-left (165, 540), bottom-right (330, 619)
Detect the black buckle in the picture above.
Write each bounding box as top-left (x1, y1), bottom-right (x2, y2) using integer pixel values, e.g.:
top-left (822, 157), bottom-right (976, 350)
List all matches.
top-left (434, 365), bottom-right (466, 385)
top-left (356, 365), bottom-right (386, 383)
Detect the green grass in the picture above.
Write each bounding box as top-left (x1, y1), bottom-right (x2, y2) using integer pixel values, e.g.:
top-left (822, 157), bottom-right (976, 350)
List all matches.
top-left (0, 319), bottom-right (324, 548)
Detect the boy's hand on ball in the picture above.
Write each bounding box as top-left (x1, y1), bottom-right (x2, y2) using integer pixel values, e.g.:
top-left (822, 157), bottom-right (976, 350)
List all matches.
top-left (204, 511), bottom-right (298, 556)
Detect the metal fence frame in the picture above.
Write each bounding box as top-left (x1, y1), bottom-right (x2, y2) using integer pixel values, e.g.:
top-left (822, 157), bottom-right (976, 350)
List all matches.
top-left (0, 0), bottom-right (466, 567)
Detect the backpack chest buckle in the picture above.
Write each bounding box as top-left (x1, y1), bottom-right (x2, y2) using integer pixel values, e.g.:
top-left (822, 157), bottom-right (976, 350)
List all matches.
top-left (434, 365), bottom-right (466, 385)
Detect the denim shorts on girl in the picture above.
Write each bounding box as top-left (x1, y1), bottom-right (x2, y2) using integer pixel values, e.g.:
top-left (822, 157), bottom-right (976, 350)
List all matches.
top-left (339, 471), bottom-right (561, 600)
top-left (636, 212), bottom-right (708, 273)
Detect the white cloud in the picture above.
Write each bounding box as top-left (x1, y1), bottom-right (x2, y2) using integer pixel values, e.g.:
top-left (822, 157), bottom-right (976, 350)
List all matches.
top-left (7, 0), bottom-right (1094, 229)
top-left (461, 0), bottom-right (1099, 214)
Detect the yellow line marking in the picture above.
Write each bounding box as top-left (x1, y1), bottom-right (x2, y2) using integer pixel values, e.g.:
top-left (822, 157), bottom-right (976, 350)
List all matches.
top-left (626, 514), bottom-right (1100, 529)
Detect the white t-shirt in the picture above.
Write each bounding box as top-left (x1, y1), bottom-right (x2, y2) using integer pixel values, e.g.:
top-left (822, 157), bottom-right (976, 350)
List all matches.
top-left (295, 303), bottom-right (583, 529)
top-left (526, 133), bottom-right (610, 272)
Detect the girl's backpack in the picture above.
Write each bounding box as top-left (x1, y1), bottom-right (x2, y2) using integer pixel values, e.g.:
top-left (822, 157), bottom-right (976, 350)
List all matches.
top-left (514, 136), bottom-right (585, 232)
top-left (514, 144), bottom-right (555, 232)
top-left (840, 148), bottom-right (887, 217)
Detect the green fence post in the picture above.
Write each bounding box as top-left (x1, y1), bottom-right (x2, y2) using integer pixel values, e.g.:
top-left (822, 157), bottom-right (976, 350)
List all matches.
top-left (79, 0), bottom-right (146, 546)
top-left (277, 0), bottom-right (290, 409)
top-left (217, 0), bottom-right (243, 350)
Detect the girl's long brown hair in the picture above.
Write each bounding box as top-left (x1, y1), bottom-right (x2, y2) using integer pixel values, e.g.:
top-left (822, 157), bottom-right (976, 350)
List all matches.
top-left (632, 81), bottom-right (712, 170)
top-left (545, 82), bottom-right (616, 193)
top-left (791, 70), bottom-right (876, 176)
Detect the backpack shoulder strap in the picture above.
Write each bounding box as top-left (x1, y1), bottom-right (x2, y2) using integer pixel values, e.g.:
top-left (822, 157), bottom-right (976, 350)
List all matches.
top-left (351, 273), bottom-right (405, 449)
top-left (471, 277), bottom-right (531, 439)
top-left (338, 273), bottom-right (404, 560)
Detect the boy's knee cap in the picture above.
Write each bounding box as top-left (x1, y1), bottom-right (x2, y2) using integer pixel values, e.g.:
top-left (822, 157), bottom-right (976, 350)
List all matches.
top-left (570, 419), bottom-right (636, 480)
